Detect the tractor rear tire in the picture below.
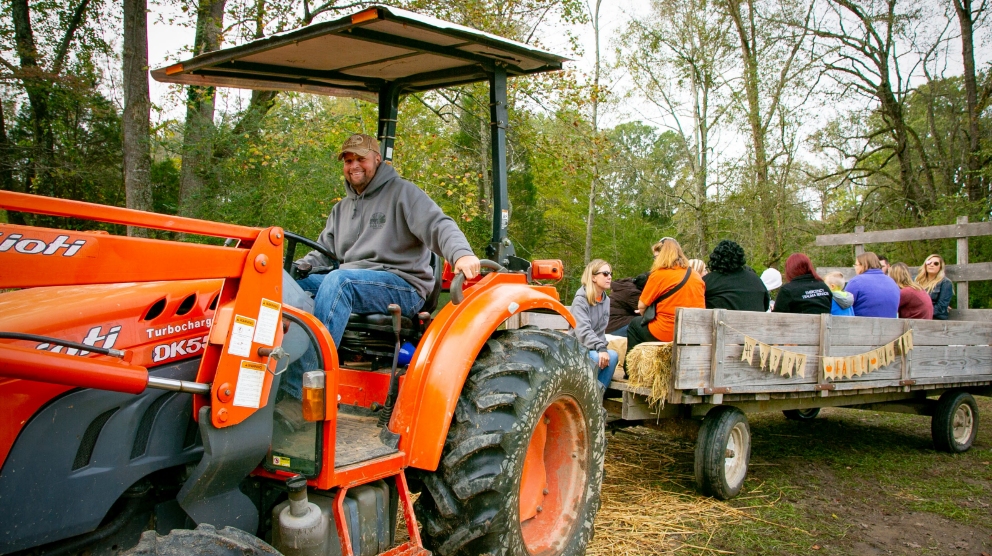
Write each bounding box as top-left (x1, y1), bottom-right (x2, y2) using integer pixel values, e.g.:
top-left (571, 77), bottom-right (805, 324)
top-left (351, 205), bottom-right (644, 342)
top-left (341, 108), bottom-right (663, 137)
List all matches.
top-left (414, 328), bottom-right (606, 556)
top-left (783, 408), bottom-right (820, 421)
top-left (123, 524), bottom-right (280, 555)
top-left (932, 391), bottom-right (979, 453)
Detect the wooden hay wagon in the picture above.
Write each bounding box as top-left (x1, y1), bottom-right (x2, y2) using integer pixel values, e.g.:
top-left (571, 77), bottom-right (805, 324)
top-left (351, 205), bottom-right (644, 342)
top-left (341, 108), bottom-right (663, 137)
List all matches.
top-left (606, 307), bottom-right (992, 500)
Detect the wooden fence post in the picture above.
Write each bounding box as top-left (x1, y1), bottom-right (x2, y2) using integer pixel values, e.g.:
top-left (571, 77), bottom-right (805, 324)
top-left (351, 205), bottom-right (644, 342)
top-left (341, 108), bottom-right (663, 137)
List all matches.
top-left (854, 225), bottom-right (865, 257)
top-left (957, 216), bottom-right (969, 309)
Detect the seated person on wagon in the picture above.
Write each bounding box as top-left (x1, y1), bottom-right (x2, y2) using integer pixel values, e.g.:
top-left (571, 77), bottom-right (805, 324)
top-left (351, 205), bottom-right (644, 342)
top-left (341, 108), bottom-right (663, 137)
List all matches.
top-left (890, 262), bottom-right (933, 319)
top-left (626, 237), bottom-right (706, 351)
top-left (773, 253), bottom-right (832, 314)
top-left (570, 259), bottom-right (620, 390)
top-left (702, 239), bottom-right (769, 312)
top-left (846, 251), bottom-right (900, 318)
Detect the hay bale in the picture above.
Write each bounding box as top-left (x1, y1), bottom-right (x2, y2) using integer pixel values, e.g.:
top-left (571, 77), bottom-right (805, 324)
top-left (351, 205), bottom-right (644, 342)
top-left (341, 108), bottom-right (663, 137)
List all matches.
top-left (606, 335), bottom-right (628, 370)
top-left (625, 342), bottom-right (674, 408)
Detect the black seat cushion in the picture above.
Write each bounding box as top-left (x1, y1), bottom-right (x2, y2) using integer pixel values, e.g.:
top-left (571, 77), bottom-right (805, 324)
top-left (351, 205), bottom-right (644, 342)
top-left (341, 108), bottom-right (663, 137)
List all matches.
top-left (348, 313), bottom-right (413, 330)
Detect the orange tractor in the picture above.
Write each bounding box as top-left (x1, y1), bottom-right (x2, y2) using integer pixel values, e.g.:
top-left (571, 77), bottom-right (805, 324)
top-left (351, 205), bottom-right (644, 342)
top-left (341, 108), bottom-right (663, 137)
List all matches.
top-left (0, 7), bottom-right (605, 556)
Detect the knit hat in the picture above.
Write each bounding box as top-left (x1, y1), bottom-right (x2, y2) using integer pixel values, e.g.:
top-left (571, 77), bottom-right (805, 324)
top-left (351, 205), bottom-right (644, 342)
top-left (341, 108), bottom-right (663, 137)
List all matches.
top-left (760, 268), bottom-right (782, 291)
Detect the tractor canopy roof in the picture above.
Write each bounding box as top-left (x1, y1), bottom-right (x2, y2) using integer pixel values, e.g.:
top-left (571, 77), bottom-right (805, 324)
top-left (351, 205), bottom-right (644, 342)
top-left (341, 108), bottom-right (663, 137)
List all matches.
top-left (151, 5), bottom-right (569, 101)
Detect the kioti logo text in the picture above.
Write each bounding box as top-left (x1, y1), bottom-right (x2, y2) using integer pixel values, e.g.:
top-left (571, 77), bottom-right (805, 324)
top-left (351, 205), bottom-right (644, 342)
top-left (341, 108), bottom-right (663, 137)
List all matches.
top-left (0, 233), bottom-right (87, 256)
top-left (36, 325), bottom-right (121, 355)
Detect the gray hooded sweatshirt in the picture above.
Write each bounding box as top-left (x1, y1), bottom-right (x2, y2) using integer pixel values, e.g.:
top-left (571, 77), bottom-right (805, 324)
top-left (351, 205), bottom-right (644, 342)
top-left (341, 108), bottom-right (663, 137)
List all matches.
top-left (570, 286), bottom-right (611, 353)
top-left (298, 163), bottom-right (474, 300)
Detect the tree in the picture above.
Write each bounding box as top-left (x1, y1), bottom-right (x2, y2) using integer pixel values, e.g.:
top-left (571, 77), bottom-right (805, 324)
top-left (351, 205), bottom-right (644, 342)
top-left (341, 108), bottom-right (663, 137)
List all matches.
top-left (178, 0), bottom-right (226, 218)
top-left (624, 0), bottom-right (736, 255)
top-left (8, 0), bottom-right (92, 206)
top-left (123, 0), bottom-right (153, 236)
top-left (583, 0), bottom-right (603, 265)
top-left (723, 0), bottom-right (815, 267)
top-left (951, 0), bottom-right (989, 202)
top-left (801, 0), bottom-right (938, 217)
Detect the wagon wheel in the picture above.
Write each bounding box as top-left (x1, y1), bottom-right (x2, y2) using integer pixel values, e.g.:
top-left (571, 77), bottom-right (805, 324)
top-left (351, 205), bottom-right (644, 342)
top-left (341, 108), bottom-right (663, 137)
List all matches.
top-left (932, 390), bottom-right (979, 453)
top-left (783, 408), bottom-right (820, 421)
top-left (695, 406), bottom-right (751, 500)
top-left (414, 328), bottom-right (606, 555)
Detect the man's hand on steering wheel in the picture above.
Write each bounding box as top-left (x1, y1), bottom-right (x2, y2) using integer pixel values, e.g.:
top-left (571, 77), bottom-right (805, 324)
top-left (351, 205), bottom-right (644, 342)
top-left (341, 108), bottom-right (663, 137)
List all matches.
top-left (454, 255), bottom-right (481, 280)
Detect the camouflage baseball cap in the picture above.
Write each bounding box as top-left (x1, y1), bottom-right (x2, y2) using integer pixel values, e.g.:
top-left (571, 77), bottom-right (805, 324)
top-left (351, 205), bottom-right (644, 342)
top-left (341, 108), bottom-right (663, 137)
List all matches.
top-left (338, 133), bottom-right (380, 160)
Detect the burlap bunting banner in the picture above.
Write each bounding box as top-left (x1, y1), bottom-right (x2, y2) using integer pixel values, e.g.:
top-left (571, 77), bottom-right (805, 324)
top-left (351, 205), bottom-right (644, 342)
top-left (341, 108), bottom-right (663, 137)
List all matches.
top-left (736, 329), bottom-right (914, 381)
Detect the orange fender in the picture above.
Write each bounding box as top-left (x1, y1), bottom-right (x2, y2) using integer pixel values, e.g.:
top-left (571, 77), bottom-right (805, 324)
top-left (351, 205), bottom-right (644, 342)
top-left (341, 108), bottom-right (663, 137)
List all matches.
top-left (390, 272), bottom-right (575, 471)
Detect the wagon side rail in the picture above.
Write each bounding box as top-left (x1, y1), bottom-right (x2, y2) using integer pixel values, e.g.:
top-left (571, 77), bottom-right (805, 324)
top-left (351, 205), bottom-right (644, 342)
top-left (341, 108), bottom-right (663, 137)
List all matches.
top-left (657, 308), bottom-right (992, 407)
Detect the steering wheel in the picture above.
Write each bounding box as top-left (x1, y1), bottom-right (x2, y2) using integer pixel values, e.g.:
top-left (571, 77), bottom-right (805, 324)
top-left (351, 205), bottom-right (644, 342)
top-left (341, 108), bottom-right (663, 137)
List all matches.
top-left (283, 232), bottom-right (337, 279)
top-left (450, 259), bottom-right (506, 305)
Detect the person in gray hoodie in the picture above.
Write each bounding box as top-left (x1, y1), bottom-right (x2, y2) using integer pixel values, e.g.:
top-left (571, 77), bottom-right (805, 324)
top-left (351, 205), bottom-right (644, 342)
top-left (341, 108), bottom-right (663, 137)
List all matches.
top-left (570, 259), bottom-right (619, 390)
top-left (295, 133), bottom-right (480, 349)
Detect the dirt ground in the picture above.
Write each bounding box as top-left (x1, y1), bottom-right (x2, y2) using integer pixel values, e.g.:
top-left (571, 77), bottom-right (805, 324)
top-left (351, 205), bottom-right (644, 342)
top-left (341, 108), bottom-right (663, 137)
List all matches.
top-left (588, 396), bottom-right (992, 556)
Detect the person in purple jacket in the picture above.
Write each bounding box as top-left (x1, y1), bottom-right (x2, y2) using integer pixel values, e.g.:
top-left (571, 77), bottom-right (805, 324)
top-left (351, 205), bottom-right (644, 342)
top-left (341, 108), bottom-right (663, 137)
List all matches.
top-left (845, 252), bottom-right (900, 317)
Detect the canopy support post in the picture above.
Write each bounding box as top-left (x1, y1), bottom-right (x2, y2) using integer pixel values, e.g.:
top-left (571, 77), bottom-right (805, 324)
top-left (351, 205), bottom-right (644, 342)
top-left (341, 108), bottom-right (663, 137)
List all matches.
top-left (487, 66), bottom-right (514, 266)
top-left (378, 82), bottom-right (401, 163)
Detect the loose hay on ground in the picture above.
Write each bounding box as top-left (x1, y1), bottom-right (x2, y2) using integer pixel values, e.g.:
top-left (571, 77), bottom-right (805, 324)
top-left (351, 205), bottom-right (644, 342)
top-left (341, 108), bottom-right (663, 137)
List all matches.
top-left (587, 427), bottom-right (748, 555)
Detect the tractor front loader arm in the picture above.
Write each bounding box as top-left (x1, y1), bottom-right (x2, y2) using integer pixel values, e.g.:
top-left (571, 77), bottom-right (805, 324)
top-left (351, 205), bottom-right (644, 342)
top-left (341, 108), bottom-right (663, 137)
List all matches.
top-left (0, 342), bottom-right (209, 395)
top-left (389, 272), bottom-right (575, 471)
top-left (0, 191), bottom-right (285, 429)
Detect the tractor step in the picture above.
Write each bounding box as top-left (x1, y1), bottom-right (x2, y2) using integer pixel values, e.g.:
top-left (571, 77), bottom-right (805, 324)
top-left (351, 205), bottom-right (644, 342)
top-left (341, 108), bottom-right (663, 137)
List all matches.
top-left (335, 412), bottom-right (399, 468)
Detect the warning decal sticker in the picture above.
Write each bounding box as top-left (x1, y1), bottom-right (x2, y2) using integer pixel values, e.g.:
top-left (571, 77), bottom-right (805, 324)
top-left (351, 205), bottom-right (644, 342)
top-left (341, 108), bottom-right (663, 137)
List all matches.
top-left (253, 298), bottom-right (281, 347)
top-left (232, 360), bottom-right (266, 408)
top-left (228, 315), bottom-right (255, 357)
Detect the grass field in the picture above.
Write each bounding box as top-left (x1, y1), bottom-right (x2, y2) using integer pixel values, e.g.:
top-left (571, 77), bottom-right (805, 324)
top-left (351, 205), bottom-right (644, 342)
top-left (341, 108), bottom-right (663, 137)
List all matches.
top-left (588, 396), bottom-right (992, 555)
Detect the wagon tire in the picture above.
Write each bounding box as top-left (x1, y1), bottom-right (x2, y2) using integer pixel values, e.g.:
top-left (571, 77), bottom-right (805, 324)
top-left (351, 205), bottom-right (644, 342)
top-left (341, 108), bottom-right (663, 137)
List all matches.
top-left (932, 391), bottom-right (978, 453)
top-left (783, 408), bottom-right (820, 421)
top-left (696, 406), bottom-right (750, 500)
top-left (122, 524), bottom-right (281, 555)
top-left (414, 328), bottom-right (606, 556)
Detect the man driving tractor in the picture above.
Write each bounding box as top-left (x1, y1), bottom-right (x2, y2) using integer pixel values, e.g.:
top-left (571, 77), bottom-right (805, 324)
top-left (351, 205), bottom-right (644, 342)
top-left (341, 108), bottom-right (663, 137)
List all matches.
top-left (294, 133), bottom-right (482, 349)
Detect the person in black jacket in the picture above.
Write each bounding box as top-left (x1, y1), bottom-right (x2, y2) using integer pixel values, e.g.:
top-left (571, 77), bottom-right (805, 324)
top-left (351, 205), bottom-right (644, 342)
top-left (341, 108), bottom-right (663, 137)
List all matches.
top-left (773, 253), bottom-right (832, 314)
top-left (702, 240), bottom-right (770, 311)
top-left (606, 272), bottom-right (649, 336)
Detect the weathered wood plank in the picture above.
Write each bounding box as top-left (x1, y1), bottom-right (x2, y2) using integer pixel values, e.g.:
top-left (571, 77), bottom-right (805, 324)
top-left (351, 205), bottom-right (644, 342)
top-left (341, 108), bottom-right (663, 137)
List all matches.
top-left (815, 220), bottom-right (992, 246)
top-left (948, 309), bottom-right (992, 322)
top-left (827, 316), bottom-right (904, 346)
top-left (908, 346), bottom-right (992, 379)
top-left (521, 312), bottom-right (570, 330)
top-left (912, 375), bottom-right (992, 386)
top-left (677, 308), bottom-right (821, 345)
top-left (910, 319), bottom-right (992, 346)
top-left (818, 262), bottom-right (992, 282)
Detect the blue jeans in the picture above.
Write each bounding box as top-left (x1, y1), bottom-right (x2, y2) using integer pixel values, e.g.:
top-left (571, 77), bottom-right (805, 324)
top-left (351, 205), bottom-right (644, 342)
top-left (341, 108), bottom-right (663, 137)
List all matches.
top-left (296, 269), bottom-right (425, 348)
top-left (610, 324), bottom-right (629, 338)
top-left (589, 349), bottom-right (619, 389)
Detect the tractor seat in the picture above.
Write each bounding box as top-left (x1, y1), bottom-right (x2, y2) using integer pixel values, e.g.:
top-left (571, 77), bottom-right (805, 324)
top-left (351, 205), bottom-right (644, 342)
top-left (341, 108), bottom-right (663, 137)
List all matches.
top-left (347, 312), bottom-right (413, 331)
top-left (338, 254), bottom-right (443, 356)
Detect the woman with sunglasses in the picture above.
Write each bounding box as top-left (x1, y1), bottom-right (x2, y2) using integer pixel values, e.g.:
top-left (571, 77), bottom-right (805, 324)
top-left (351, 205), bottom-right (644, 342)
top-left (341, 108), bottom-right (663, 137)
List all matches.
top-left (570, 259), bottom-right (619, 390)
top-left (915, 254), bottom-right (954, 320)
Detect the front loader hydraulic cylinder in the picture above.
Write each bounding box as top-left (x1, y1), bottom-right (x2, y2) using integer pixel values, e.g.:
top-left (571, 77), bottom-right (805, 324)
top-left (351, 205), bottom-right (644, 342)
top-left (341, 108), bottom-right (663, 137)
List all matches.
top-left (1, 343), bottom-right (149, 394)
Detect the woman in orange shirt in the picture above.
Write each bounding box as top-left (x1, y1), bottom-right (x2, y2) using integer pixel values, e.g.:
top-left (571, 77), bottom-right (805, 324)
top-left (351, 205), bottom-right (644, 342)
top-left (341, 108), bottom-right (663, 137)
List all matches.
top-left (626, 237), bottom-right (706, 351)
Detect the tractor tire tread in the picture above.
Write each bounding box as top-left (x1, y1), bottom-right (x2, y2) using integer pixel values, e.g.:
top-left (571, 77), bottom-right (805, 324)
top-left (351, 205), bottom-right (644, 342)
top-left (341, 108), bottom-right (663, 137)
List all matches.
top-left (414, 328), bottom-right (605, 556)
